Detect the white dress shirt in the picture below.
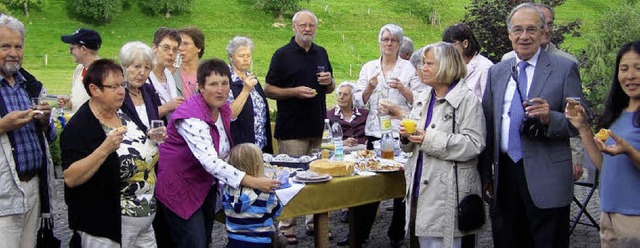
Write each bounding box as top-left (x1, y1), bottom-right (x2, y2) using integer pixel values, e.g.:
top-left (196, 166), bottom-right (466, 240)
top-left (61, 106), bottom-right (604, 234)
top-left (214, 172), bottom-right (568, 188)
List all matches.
top-left (500, 49), bottom-right (541, 153)
top-left (465, 54), bottom-right (494, 101)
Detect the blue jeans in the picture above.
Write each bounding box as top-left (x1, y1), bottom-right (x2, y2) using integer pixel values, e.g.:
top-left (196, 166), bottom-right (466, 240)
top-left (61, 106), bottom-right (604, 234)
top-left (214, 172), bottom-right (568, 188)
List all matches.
top-left (160, 186), bottom-right (217, 248)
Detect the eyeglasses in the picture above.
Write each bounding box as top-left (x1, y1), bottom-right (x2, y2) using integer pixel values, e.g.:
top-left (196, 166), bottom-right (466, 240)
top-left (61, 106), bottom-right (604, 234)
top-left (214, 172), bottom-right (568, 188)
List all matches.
top-left (380, 38), bottom-right (400, 44)
top-left (159, 44), bottom-right (179, 53)
top-left (509, 26), bottom-right (541, 36)
top-left (296, 23), bottom-right (317, 29)
top-left (101, 83), bottom-right (126, 91)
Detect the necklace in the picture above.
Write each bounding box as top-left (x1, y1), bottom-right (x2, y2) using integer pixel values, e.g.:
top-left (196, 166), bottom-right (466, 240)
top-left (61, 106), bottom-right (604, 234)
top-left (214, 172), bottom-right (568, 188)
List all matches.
top-left (129, 89), bottom-right (141, 97)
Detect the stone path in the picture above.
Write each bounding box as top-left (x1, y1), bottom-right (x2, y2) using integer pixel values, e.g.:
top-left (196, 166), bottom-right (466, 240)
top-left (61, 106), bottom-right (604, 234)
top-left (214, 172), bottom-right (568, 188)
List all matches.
top-left (51, 169), bottom-right (602, 247)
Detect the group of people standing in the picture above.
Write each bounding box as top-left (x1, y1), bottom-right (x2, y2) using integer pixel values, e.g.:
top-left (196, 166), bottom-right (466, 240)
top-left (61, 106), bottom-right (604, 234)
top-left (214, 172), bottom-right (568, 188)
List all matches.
top-left (0, 3), bottom-right (638, 248)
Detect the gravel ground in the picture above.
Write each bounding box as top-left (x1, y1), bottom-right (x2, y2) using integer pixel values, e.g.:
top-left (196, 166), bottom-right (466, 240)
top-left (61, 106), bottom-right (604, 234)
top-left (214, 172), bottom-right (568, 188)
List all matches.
top-left (51, 168), bottom-right (601, 247)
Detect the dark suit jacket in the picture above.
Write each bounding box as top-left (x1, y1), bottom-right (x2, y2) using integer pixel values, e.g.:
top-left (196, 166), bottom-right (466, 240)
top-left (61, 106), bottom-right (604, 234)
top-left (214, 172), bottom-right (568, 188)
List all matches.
top-left (480, 50), bottom-right (583, 209)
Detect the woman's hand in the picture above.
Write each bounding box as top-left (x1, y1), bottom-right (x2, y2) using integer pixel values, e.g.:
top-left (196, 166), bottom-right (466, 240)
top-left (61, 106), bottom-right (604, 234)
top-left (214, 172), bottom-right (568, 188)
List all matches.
top-left (101, 127), bottom-right (127, 154)
top-left (243, 175), bottom-right (281, 193)
top-left (407, 129), bottom-right (425, 144)
top-left (565, 102), bottom-right (588, 130)
top-left (367, 71), bottom-right (380, 90)
top-left (167, 97), bottom-right (186, 111)
top-left (344, 137), bottom-right (358, 147)
top-left (243, 75), bottom-right (259, 91)
top-left (595, 130), bottom-right (632, 156)
top-left (378, 101), bottom-right (404, 119)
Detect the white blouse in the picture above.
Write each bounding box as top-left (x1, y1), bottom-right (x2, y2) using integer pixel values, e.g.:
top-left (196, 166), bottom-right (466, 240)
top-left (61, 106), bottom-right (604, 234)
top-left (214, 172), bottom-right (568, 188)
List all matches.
top-left (176, 118), bottom-right (244, 188)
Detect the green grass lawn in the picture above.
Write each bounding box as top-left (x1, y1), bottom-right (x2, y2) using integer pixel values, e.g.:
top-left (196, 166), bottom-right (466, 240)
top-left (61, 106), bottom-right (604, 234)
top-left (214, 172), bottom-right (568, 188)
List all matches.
top-left (10, 0), bottom-right (620, 107)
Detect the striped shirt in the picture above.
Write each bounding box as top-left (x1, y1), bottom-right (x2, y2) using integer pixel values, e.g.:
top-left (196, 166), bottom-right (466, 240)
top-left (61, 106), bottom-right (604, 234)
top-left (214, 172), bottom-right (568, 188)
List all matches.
top-left (223, 185), bottom-right (282, 244)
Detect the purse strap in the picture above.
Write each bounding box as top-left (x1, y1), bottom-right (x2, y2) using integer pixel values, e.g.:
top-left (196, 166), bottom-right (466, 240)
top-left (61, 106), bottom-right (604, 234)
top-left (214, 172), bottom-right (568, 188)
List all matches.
top-left (452, 107), bottom-right (461, 207)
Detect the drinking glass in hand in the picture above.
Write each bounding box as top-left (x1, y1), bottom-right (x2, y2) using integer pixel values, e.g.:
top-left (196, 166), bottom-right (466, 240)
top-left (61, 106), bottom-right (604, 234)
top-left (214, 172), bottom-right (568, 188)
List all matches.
top-left (149, 120), bottom-right (166, 144)
top-left (30, 96), bottom-right (40, 110)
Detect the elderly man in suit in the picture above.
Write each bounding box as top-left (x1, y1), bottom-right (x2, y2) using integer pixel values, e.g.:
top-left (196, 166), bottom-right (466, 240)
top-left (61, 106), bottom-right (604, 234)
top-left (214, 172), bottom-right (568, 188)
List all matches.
top-left (480, 3), bottom-right (583, 247)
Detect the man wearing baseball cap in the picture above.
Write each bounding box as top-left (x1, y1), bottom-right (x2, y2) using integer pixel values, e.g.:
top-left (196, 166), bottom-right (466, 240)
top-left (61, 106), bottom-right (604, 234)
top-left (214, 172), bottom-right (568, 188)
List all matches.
top-left (58, 28), bottom-right (101, 113)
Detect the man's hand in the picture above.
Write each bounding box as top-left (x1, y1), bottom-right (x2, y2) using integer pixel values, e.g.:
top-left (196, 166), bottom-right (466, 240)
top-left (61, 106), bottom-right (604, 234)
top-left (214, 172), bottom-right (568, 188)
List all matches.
top-left (573, 164), bottom-right (584, 181)
top-left (0, 109), bottom-right (34, 133)
top-left (293, 86), bottom-right (316, 99)
top-left (525, 98), bottom-right (550, 124)
top-left (317, 71), bottom-right (333, 86)
top-left (33, 101), bottom-right (52, 129)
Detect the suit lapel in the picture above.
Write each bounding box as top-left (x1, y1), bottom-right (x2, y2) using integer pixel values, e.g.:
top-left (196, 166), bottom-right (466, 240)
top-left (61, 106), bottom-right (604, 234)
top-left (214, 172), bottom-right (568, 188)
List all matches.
top-left (529, 51), bottom-right (552, 99)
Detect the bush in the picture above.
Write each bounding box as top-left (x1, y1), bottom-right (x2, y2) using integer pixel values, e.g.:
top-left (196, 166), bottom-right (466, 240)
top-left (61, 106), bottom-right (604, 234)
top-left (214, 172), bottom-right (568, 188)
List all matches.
top-left (139, 0), bottom-right (193, 18)
top-left (578, 0), bottom-right (640, 117)
top-left (66, 0), bottom-right (123, 24)
top-left (253, 0), bottom-right (304, 19)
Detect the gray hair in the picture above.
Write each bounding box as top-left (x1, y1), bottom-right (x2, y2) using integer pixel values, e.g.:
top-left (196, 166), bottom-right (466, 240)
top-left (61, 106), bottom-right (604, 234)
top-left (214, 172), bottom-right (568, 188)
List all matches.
top-left (336, 82), bottom-right (355, 97)
top-left (226, 36), bottom-right (255, 57)
top-left (409, 47), bottom-right (424, 69)
top-left (0, 14), bottom-right (25, 40)
top-left (533, 3), bottom-right (555, 20)
top-left (378, 24), bottom-right (404, 56)
top-left (292, 10), bottom-right (318, 25)
top-left (400, 36), bottom-right (414, 57)
top-left (119, 41), bottom-right (155, 69)
top-left (506, 3), bottom-right (546, 31)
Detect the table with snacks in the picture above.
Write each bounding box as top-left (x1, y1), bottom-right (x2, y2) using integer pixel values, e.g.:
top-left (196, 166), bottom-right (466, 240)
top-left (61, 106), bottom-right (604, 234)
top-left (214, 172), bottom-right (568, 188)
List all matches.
top-left (264, 151), bottom-right (408, 248)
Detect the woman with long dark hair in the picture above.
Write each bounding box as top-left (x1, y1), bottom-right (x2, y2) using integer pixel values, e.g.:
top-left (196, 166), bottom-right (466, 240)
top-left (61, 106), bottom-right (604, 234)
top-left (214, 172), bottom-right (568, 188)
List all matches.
top-left (566, 41), bottom-right (640, 247)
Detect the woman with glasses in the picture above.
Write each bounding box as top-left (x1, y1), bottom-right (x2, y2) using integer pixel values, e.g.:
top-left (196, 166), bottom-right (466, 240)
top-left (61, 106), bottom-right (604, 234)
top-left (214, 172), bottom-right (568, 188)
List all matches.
top-left (173, 27), bottom-right (205, 101)
top-left (225, 36), bottom-right (273, 153)
top-left (61, 59), bottom-right (161, 247)
top-left (345, 23), bottom-right (425, 247)
top-left (149, 27), bottom-right (186, 120)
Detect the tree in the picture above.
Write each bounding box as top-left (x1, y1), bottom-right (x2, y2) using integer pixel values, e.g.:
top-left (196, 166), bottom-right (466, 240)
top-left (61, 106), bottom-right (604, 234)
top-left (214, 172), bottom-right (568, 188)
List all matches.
top-left (67, 0), bottom-right (123, 24)
top-left (139, 0), bottom-right (193, 18)
top-left (1, 0), bottom-right (46, 17)
top-left (578, 0), bottom-right (640, 117)
top-left (462, 0), bottom-right (580, 63)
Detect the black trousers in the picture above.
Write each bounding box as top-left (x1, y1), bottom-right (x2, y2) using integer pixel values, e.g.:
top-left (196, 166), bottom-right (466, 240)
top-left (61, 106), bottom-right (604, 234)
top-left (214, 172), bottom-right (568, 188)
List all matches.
top-left (493, 153), bottom-right (570, 248)
top-left (351, 201), bottom-right (381, 244)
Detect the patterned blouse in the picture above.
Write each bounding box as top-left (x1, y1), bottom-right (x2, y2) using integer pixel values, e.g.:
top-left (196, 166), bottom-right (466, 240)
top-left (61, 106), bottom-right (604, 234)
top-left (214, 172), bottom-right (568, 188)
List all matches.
top-left (102, 110), bottom-right (159, 217)
top-left (227, 66), bottom-right (268, 149)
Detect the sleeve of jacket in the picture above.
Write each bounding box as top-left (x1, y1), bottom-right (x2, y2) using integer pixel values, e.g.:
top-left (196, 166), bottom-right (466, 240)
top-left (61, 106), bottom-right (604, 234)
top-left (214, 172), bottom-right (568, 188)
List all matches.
top-left (479, 68), bottom-right (495, 185)
top-left (545, 61), bottom-right (582, 138)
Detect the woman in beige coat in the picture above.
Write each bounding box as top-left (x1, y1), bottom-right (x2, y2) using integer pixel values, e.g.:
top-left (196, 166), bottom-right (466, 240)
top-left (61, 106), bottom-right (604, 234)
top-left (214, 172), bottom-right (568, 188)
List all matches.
top-left (399, 42), bottom-right (486, 248)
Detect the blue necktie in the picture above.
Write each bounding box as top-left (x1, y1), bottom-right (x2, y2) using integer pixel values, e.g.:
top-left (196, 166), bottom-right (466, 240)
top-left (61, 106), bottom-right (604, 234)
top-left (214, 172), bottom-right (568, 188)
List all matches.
top-left (507, 61), bottom-right (529, 163)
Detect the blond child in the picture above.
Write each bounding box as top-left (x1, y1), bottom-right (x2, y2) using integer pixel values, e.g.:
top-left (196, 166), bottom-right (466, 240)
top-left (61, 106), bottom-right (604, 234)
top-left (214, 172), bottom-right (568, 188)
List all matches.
top-left (223, 143), bottom-right (283, 247)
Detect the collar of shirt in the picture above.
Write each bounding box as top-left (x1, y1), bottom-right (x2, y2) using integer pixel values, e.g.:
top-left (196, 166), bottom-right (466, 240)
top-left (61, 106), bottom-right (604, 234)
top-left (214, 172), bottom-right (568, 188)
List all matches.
top-left (289, 36), bottom-right (318, 54)
top-left (515, 48), bottom-right (541, 70)
top-left (333, 106), bottom-right (360, 122)
top-left (0, 71), bottom-right (26, 88)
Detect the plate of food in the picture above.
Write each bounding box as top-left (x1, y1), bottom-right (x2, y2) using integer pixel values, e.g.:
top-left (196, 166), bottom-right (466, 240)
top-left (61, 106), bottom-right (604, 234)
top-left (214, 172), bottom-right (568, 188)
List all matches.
top-left (293, 171), bottom-right (332, 183)
top-left (354, 149), bottom-right (376, 159)
top-left (362, 159), bottom-right (403, 172)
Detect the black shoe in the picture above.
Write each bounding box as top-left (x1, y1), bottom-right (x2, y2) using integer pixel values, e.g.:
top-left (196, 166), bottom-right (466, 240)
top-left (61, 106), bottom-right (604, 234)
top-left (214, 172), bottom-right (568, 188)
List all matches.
top-left (337, 237), bottom-right (349, 246)
top-left (390, 239), bottom-right (403, 248)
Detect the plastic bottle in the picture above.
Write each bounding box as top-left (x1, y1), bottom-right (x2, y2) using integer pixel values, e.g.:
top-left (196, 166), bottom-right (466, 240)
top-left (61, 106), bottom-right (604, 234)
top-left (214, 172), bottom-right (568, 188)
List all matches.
top-left (381, 131), bottom-right (395, 160)
top-left (321, 119), bottom-right (334, 150)
top-left (331, 122), bottom-right (344, 161)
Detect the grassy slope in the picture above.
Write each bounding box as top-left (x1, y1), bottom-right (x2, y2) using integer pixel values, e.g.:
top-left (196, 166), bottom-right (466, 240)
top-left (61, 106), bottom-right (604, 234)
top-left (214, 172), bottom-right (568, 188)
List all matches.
top-left (15, 0), bottom-right (618, 107)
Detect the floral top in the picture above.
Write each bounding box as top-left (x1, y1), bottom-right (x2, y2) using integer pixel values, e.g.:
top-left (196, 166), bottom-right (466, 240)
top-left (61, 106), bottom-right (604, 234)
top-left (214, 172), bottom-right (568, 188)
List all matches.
top-left (102, 110), bottom-right (159, 217)
top-left (227, 66), bottom-right (268, 149)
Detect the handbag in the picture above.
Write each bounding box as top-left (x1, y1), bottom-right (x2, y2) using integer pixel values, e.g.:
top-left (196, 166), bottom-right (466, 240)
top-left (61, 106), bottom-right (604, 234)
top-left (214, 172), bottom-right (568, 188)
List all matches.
top-left (36, 213), bottom-right (61, 248)
top-left (451, 108), bottom-right (486, 232)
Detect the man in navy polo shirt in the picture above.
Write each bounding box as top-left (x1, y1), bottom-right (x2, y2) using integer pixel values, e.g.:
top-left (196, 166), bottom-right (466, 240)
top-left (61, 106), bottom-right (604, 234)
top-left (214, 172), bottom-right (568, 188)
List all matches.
top-left (264, 9), bottom-right (336, 244)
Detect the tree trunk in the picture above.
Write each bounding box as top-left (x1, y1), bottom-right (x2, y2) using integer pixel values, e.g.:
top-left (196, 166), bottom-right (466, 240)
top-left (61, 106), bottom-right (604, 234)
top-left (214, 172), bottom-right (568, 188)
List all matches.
top-left (165, 9), bottom-right (171, 18)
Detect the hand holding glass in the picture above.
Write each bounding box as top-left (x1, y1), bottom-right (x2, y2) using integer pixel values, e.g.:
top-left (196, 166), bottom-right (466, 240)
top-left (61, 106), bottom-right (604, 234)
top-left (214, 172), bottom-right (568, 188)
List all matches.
top-left (149, 120), bottom-right (166, 144)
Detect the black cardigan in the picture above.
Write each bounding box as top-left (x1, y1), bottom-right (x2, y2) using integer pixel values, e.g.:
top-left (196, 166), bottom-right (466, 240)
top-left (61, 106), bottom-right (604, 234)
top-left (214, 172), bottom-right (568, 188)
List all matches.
top-left (229, 80), bottom-right (273, 154)
top-left (60, 102), bottom-right (123, 243)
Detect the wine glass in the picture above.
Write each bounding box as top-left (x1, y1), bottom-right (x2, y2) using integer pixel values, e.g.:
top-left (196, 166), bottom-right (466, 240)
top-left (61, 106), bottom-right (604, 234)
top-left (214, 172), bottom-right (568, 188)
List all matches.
top-left (149, 120), bottom-right (166, 144)
top-left (311, 148), bottom-right (321, 159)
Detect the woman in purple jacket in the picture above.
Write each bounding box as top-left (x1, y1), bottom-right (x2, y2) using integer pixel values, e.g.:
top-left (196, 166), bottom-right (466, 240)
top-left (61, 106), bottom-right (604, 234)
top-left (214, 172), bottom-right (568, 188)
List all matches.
top-left (155, 58), bottom-right (279, 248)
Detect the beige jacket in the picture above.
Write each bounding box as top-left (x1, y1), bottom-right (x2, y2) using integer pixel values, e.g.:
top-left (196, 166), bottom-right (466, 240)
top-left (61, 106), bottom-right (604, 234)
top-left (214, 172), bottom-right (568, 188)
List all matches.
top-left (402, 80), bottom-right (486, 247)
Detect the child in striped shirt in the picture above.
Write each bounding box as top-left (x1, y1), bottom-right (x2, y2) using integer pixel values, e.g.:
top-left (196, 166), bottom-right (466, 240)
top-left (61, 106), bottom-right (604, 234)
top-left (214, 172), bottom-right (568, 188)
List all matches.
top-left (223, 143), bottom-right (283, 248)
